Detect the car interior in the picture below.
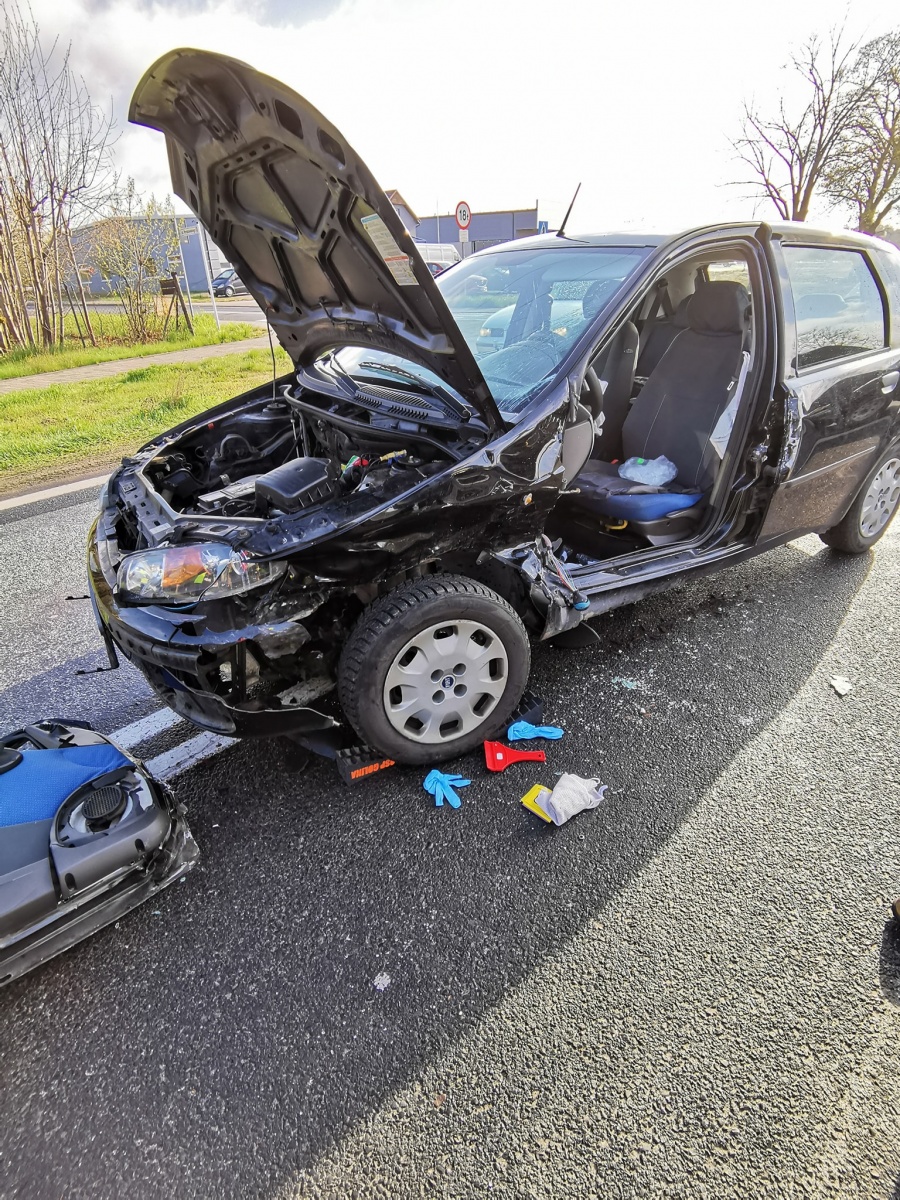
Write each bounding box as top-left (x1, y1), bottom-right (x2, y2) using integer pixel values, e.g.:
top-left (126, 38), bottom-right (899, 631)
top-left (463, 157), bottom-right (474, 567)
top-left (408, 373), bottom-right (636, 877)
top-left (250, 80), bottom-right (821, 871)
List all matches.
top-left (548, 252), bottom-right (756, 561)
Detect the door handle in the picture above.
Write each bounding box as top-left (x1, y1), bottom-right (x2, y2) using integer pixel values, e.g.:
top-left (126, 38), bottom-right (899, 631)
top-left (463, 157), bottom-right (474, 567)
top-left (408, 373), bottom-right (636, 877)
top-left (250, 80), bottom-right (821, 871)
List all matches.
top-left (882, 370), bottom-right (900, 394)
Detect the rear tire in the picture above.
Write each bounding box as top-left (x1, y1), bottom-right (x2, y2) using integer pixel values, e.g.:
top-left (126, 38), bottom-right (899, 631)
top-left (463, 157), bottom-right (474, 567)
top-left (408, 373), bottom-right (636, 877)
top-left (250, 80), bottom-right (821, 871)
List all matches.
top-left (820, 448), bottom-right (900, 554)
top-left (338, 574), bottom-right (530, 766)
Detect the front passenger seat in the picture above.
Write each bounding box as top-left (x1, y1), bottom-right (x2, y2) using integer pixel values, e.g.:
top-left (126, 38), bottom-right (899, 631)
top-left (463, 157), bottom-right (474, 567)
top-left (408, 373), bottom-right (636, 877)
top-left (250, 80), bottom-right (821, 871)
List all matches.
top-left (571, 280), bottom-right (751, 524)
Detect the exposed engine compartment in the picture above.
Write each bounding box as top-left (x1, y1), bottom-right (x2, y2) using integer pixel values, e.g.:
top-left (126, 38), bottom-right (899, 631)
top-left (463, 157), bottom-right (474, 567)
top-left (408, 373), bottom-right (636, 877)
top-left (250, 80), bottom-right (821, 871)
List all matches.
top-left (140, 380), bottom-right (474, 524)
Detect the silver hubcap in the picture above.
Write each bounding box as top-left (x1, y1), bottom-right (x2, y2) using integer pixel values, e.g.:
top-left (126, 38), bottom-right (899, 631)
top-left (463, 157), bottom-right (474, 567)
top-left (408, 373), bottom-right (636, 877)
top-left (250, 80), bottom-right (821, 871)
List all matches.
top-left (860, 457), bottom-right (900, 538)
top-left (383, 619), bottom-right (509, 744)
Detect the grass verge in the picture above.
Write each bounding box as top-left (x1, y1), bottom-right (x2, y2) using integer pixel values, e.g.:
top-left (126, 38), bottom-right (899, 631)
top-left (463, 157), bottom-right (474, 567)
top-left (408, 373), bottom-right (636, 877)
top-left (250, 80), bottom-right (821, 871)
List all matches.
top-left (0, 314), bottom-right (263, 380)
top-left (0, 346), bottom-right (292, 496)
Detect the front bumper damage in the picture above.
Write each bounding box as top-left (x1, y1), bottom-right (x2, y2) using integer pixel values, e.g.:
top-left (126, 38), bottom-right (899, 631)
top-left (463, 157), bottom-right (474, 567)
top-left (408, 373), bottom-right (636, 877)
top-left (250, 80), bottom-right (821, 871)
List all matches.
top-left (88, 520), bottom-right (339, 741)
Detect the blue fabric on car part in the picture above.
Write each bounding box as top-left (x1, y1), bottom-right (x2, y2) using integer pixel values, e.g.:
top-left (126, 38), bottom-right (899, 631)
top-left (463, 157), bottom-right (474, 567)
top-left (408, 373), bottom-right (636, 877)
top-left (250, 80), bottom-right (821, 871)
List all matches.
top-left (571, 460), bottom-right (704, 522)
top-left (593, 488), bottom-right (702, 522)
top-left (0, 743), bottom-right (131, 828)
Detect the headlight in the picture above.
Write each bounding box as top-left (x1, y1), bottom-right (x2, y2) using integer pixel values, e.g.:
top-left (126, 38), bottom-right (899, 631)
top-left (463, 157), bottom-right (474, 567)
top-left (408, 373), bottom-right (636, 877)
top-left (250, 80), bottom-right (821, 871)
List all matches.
top-left (479, 327), bottom-right (494, 338)
top-left (117, 543), bottom-right (285, 605)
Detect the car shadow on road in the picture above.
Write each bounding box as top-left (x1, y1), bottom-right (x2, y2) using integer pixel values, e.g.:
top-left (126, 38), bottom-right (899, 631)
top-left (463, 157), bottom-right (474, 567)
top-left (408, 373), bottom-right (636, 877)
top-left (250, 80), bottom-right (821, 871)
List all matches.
top-left (0, 541), bottom-right (875, 1199)
top-left (879, 917), bottom-right (900, 1007)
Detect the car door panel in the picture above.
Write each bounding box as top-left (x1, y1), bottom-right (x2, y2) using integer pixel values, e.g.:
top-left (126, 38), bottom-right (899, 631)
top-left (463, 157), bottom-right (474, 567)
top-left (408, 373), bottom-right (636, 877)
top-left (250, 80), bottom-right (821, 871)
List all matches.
top-left (760, 347), bottom-right (900, 538)
top-left (759, 235), bottom-right (900, 540)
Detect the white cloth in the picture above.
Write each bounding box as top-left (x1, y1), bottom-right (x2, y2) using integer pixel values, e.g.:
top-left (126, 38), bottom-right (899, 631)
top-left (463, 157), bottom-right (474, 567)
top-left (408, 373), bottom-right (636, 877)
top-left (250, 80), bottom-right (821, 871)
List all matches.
top-left (710, 351), bottom-right (751, 459)
top-left (542, 773), bottom-right (608, 826)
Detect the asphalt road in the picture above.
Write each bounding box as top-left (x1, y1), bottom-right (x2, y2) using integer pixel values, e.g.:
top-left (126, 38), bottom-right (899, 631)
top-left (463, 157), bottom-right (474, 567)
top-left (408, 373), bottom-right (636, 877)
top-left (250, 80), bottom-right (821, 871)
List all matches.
top-left (1, 488), bottom-right (899, 1200)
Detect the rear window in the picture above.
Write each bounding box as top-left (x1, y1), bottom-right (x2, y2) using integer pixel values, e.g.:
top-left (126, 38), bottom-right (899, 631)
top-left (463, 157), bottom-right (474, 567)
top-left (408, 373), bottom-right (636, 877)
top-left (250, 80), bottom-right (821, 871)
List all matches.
top-left (783, 246), bottom-right (887, 370)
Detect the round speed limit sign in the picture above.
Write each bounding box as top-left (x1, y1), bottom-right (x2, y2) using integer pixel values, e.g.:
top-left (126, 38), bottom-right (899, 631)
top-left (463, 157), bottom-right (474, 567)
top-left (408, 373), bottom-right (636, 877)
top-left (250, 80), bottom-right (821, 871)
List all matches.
top-left (455, 201), bottom-right (471, 230)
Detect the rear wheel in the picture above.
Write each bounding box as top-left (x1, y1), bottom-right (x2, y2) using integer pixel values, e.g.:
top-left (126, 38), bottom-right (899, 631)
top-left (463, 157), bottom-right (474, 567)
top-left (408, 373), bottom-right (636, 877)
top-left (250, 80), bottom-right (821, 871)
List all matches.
top-left (338, 575), bottom-right (530, 765)
top-left (821, 449), bottom-right (900, 553)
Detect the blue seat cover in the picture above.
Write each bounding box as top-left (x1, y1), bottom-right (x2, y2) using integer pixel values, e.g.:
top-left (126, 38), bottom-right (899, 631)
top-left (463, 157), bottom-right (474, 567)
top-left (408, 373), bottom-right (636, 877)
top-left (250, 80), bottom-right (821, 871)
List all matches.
top-left (0, 744), bottom-right (131, 828)
top-left (573, 459), bottom-right (703, 523)
top-left (593, 489), bottom-right (702, 522)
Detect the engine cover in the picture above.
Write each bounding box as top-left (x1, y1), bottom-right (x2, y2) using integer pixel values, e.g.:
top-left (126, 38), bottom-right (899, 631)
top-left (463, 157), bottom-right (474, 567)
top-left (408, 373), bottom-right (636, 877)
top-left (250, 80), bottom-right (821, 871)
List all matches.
top-left (255, 457), bottom-right (339, 513)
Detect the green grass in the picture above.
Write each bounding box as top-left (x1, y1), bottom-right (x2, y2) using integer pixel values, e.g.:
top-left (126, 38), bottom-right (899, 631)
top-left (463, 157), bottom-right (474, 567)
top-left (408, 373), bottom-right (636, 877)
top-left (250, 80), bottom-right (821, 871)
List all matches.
top-left (0, 346), bottom-right (292, 494)
top-left (0, 314), bottom-right (262, 381)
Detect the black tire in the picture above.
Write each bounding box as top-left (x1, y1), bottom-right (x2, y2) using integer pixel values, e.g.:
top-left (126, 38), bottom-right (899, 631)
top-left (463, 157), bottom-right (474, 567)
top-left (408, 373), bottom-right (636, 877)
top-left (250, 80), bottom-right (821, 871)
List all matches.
top-left (224, 286), bottom-right (235, 297)
top-left (820, 447), bottom-right (900, 554)
top-left (338, 574), bottom-right (530, 766)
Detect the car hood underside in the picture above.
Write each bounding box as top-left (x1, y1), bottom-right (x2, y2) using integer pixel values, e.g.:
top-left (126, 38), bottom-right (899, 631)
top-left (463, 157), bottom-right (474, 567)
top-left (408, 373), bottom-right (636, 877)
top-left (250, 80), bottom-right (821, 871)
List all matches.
top-left (129, 48), bottom-right (502, 430)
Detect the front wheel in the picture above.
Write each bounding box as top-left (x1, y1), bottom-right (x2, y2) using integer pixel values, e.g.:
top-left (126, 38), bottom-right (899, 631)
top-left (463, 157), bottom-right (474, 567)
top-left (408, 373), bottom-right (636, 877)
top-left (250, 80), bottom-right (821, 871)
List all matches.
top-left (224, 286), bottom-right (235, 297)
top-left (821, 449), bottom-right (900, 553)
top-left (338, 575), bottom-right (530, 765)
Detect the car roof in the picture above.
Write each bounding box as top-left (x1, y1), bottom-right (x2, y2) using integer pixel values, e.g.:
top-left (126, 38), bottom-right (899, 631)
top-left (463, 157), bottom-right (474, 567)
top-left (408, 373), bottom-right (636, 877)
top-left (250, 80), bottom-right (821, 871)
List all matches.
top-left (479, 223), bottom-right (898, 255)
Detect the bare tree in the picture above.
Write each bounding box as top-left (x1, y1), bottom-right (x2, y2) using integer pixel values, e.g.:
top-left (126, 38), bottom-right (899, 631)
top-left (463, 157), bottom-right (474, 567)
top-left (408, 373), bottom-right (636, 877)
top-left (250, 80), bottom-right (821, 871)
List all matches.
top-left (733, 31), bottom-right (865, 222)
top-left (0, 0), bottom-right (115, 353)
top-left (90, 181), bottom-right (179, 343)
top-left (821, 32), bottom-right (900, 234)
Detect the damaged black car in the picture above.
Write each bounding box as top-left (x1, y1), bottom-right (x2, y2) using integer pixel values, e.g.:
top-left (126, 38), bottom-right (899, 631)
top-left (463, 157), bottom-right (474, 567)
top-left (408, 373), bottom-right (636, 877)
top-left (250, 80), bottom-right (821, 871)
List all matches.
top-left (88, 49), bottom-right (900, 766)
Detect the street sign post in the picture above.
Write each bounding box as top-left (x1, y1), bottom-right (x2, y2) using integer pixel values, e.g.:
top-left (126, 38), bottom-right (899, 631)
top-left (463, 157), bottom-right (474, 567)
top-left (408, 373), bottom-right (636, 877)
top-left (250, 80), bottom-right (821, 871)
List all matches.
top-left (455, 201), bottom-right (471, 255)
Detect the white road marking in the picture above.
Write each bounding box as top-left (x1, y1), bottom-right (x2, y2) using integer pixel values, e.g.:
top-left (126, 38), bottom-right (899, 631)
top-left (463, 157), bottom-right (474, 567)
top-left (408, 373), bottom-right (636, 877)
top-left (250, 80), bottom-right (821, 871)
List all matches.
top-left (112, 707), bottom-right (184, 750)
top-left (0, 473), bottom-right (108, 512)
top-left (143, 731), bottom-right (237, 781)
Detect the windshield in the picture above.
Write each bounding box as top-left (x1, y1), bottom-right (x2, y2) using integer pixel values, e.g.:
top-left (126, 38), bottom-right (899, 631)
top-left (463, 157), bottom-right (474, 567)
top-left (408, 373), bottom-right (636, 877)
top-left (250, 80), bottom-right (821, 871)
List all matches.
top-left (333, 245), bottom-right (650, 416)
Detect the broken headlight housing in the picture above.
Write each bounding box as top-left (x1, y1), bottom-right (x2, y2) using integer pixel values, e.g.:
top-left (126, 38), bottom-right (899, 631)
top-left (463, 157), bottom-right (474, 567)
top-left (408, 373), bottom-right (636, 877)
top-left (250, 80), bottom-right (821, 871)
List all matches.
top-left (117, 543), bottom-right (285, 605)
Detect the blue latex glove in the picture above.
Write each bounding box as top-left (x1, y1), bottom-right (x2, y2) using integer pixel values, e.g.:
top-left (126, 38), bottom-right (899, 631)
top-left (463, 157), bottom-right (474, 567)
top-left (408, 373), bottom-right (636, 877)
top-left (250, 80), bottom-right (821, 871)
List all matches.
top-left (423, 769), bottom-right (471, 809)
top-left (507, 721), bottom-right (564, 741)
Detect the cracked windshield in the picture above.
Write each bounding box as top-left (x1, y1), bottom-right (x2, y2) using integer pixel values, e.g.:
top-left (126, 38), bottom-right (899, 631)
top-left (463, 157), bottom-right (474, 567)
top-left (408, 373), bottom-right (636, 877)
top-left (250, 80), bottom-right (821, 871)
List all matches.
top-left (338, 245), bottom-right (650, 415)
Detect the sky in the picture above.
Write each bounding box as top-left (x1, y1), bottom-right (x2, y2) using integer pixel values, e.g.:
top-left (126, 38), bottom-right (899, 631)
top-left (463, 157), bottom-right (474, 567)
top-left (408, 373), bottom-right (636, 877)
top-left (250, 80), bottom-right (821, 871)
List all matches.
top-left (28, 0), bottom-right (898, 233)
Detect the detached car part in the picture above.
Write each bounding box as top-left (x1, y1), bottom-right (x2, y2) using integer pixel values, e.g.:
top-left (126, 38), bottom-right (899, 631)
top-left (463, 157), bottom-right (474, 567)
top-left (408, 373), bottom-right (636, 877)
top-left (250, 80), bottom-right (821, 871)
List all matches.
top-left (0, 720), bottom-right (197, 987)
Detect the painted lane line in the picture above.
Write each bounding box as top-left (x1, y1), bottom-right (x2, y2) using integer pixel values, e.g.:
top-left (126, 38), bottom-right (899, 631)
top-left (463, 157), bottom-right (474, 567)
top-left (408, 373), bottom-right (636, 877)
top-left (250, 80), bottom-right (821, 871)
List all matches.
top-left (0, 473), bottom-right (108, 513)
top-left (144, 731), bottom-right (237, 781)
top-left (112, 707), bottom-right (184, 750)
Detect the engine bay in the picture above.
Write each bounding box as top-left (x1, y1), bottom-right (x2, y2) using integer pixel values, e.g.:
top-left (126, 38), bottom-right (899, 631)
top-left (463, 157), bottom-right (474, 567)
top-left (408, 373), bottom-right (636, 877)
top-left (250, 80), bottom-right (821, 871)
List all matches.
top-left (139, 377), bottom-right (484, 524)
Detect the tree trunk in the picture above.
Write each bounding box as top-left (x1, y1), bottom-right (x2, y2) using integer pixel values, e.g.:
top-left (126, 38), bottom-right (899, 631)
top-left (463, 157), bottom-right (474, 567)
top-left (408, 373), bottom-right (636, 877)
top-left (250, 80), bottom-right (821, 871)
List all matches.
top-left (64, 226), bottom-right (97, 346)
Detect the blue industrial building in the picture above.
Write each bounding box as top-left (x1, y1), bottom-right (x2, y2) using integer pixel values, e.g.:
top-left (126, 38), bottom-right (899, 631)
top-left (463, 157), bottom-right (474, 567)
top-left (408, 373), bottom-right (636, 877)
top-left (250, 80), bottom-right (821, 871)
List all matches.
top-left (74, 214), bottom-right (230, 296)
top-left (385, 191), bottom-right (543, 256)
top-left (414, 206), bottom-right (540, 254)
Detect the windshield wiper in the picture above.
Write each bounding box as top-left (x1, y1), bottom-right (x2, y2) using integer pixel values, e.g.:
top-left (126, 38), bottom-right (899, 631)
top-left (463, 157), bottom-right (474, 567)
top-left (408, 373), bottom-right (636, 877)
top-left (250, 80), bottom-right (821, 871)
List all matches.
top-left (358, 361), bottom-right (471, 422)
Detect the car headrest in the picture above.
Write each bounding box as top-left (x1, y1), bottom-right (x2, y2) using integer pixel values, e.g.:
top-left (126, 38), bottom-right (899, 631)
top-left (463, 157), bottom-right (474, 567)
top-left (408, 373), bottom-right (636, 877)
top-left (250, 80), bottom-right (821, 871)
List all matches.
top-left (673, 294), bottom-right (693, 328)
top-left (687, 280), bottom-right (750, 336)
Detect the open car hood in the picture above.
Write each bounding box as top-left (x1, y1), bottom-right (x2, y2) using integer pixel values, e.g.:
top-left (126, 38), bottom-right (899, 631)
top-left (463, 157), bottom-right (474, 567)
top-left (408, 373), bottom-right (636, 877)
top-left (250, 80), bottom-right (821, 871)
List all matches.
top-left (130, 49), bottom-right (502, 430)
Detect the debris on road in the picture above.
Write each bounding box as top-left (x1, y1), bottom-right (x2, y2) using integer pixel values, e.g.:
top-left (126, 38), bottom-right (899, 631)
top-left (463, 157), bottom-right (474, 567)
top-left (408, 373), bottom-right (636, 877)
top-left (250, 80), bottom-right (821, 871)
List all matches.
top-left (423, 770), bottom-right (471, 809)
top-left (526, 774), bottom-right (608, 827)
top-left (507, 721), bottom-right (564, 741)
top-left (483, 742), bottom-right (547, 772)
top-left (372, 972), bottom-right (391, 992)
top-left (520, 783), bottom-right (555, 823)
top-left (829, 675), bottom-right (855, 697)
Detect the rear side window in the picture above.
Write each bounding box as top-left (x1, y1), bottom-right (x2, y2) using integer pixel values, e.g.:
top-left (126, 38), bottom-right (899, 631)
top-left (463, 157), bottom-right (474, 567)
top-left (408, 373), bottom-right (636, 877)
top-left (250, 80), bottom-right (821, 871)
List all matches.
top-left (783, 246), bottom-right (886, 370)
top-left (872, 247), bottom-right (900, 346)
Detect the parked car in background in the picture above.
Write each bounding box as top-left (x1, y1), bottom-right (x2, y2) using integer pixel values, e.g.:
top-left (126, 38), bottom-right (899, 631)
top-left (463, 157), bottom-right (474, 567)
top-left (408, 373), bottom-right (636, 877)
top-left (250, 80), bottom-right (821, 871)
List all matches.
top-left (415, 243), bottom-right (461, 269)
top-left (212, 268), bottom-right (248, 297)
top-left (89, 49), bottom-right (900, 772)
